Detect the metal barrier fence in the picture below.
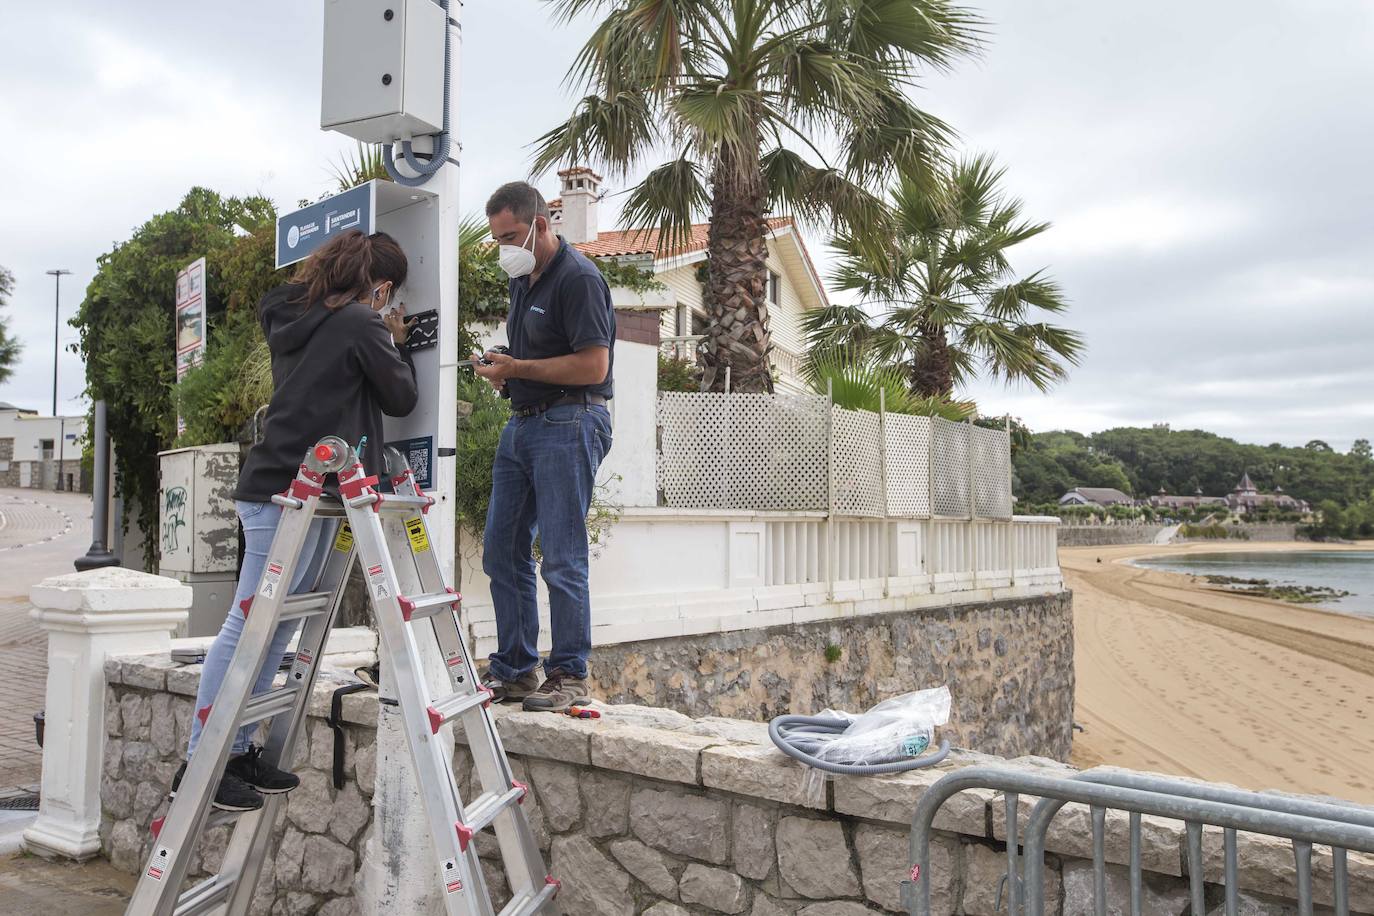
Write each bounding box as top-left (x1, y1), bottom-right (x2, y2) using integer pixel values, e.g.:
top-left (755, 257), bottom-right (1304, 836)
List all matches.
top-left (904, 766), bottom-right (1374, 916)
top-left (656, 392), bottom-right (1013, 518)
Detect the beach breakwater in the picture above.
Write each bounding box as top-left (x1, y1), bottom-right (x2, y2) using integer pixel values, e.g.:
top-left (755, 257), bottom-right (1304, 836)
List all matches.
top-left (100, 652), bottom-right (1374, 916)
top-left (1059, 523), bottom-right (1300, 547)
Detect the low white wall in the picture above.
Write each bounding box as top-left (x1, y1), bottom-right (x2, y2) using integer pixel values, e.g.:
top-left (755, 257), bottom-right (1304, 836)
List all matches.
top-left (457, 512), bottom-right (1062, 657)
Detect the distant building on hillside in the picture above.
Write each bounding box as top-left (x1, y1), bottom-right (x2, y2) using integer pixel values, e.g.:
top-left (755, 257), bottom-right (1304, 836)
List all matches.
top-left (1225, 472), bottom-right (1310, 515)
top-left (1058, 487), bottom-right (1133, 507)
top-left (1148, 487), bottom-right (1227, 511)
top-left (0, 402), bottom-right (88, 492)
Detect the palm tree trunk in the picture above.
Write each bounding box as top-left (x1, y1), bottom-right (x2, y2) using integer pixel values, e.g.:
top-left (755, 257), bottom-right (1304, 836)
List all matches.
top-left (701, 142), bottom-right (772, 393)
top-left (911, 321), bottom-right (954, 398)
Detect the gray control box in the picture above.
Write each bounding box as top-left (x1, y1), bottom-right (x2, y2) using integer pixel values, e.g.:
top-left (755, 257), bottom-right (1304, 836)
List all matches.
top-left (321, 0), bottom-right (446, 143)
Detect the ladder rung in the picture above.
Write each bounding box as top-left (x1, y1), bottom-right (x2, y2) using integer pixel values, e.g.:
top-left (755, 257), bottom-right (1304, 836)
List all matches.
top-left (240, 685), bottom-right (300, 727)
top-left (398, 589), bottom-right (460, 622)
top-left (174, 874), bottom-right (232, 916)
top-left (426, 687), bottom-right (493, 733)
top-left (498, 876), bottom-right (561, 916)
top-left (279, 591), bottom-right (333, 623)
top-left (455, 785), bottom-right (528, 851)
top-left (346, 492), bottom-right (435, 512)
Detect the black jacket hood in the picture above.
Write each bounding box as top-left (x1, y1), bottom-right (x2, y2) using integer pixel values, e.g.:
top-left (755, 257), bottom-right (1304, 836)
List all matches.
top-left (261, 284), bottom-right (335, 355)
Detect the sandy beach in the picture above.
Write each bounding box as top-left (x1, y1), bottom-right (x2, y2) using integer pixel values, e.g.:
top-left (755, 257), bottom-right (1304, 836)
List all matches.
top-left (1064, 540), bottom-right (1374, 803)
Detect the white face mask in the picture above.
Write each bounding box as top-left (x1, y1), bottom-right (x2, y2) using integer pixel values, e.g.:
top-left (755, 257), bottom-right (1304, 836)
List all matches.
top-left (498, 219), bottom-right (538, 278)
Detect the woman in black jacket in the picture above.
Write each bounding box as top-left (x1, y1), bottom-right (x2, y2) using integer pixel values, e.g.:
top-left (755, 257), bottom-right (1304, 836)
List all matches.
top-left (173, 230), bottom-right (417, 812)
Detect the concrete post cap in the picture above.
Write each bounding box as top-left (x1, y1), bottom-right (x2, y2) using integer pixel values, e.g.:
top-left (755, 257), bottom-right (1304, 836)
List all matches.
top-left (30, 567), bottom-right (194, 614)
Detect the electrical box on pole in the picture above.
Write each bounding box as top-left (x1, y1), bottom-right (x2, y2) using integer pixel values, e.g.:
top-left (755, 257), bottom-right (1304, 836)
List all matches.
top-left (321, 0), bottom-right (446, 143)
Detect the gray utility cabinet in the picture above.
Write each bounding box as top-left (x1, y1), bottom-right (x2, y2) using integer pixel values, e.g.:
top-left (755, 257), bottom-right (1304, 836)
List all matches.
top-left (158, 443), bottom-right (240, 637)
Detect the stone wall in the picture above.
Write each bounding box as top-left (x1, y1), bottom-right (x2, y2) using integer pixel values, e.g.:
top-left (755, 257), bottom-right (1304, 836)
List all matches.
top-left (1056, 525), bottom-right (1167, 547)
top-left (587, 591), bottom-right (1075, 761)
top-left (0, 436), bottom-right (15, 487)
top-left (99, 652), bottom-right (1374, 916)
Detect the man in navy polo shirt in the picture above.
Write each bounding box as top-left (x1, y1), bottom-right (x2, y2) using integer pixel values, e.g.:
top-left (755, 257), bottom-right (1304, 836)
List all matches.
top-left (473, 181), bottom-right (615, 712)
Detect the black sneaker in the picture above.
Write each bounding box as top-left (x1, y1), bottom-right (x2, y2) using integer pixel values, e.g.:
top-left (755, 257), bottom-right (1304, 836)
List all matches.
top-left (226, 745), bottom-right (300, 795)
top-left (170, 761), bottom-right (265, 812)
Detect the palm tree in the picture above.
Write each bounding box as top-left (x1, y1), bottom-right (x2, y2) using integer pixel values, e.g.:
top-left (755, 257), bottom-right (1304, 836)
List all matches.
top-left (804, 153), bottom-right (1083, 398)
top-left (533, 0), bottom-right (983, 392)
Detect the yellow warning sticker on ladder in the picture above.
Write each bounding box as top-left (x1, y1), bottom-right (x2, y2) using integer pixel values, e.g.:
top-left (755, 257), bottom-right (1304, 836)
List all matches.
top-left (405, 516), bottom-right (430, 553)
top-left (333, 523), bottom-right (354, 553)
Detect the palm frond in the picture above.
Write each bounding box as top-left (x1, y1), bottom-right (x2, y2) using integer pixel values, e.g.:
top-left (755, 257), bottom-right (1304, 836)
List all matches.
top-left (529, 91), bottom-right (659, 177)
top-left (619, 154), bottom-right (709, 255)
top-left (328, 142), bottom-right (388, 193)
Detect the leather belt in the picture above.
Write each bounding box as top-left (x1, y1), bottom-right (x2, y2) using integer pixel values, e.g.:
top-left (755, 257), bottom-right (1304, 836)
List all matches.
top-left (512, 393), bottom-right (608, 418)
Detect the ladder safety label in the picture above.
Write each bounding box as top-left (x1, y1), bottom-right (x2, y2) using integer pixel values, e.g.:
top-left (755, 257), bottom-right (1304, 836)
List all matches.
top-left (445, 650), bottom-right (463, 668)
top-left (259, 561), bottom-right (284, 598)
top-left (442, 859), bottom-right (464, 894)
top-left (333, 523), bottom-right (354, 552)
top-left (405, 516), bottom-right (430, 553)
top-left (146, 845), bottom-right (174, 881)
top-left (367, 564), bottom-right (390, 599)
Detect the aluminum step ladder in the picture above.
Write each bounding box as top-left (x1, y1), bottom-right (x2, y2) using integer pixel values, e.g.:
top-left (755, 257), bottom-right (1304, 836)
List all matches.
top-left (125, 436), bottom-right (559, 916)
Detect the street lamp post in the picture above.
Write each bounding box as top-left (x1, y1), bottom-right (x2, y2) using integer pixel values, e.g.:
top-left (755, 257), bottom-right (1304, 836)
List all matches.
top-left (46, 269), bottom-right (71, 491)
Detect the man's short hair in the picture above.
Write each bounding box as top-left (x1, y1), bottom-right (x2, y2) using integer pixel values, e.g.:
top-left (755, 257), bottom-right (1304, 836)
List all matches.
top-left (485, 181), bottom-right (550, 225)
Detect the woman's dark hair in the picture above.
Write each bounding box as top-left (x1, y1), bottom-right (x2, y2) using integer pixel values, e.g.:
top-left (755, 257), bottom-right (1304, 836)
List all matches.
top-left (289, 230), bottom-right (408, 310)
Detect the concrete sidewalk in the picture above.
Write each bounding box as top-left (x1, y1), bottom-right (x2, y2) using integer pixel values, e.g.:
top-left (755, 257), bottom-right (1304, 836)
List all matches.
top-left (0, 852), bottom-right (134, 914)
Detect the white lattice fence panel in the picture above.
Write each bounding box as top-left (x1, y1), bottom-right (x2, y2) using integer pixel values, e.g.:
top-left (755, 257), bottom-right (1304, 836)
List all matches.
top-left (657, 393), bottom-right (728, 507)
top-left (972, 425), bottom-right (1013, 518)
top-left (884, 413), bottom-right (930, 516)
top-left (656, 392), bottom-right (828, 510)
top-left (931, 417), bottom-right (971, 517)
top-left (831, 407), bottom-right (883, 517)
top-left (727, 393), bottom-right (828, 510)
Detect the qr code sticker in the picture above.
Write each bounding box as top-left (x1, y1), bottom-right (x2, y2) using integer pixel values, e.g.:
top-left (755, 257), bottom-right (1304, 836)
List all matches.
top-left (408, 443), bottom-right (430, 487)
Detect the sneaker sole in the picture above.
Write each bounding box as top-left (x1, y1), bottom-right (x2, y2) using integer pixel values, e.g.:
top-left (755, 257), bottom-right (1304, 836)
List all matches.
top-left (249, 783), bottom-right (299, 795)
top-left (211, 798), bottom-right (265, 812)
top-left (522, 696), bottom-right (589, 713)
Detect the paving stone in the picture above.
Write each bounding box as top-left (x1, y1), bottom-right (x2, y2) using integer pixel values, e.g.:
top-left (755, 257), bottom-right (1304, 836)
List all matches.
top-left (703, 744), bottom-right (823, 809)
top-left (582, 770), bottom-right (632, 838)
top-left (854, 823), bottom-right (959, 915)
top-left (591, 724), bottom-right (716, 785)
top-left (329, 780), bottom-right (370, 845)
top-left (485, 708), bottom-right (591, 765)
top-left (550, 834), bottom-right (634, 916)
top-left (528, 759), bottom-right (582, 832)
top-left (300, 834), bottom-right (356, 894)
top-left (734, 802), bottom-right (777, 881)
top-left (287, 768), bottom-right (334, 834)
top-left (751, 895), bottom-right (795, 916)
top-left (832, 767), bottom-right (993, 836)
top-left (275, 826), bottom-right (307, 888)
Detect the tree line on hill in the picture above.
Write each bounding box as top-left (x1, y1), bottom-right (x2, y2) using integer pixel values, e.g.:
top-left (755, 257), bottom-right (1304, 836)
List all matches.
top-left (1012, 425), bottom-right (1374, 537)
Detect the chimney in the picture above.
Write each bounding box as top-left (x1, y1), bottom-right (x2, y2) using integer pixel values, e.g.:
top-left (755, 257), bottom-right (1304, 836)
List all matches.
top-left (556, 166), bottom-right (603, 244)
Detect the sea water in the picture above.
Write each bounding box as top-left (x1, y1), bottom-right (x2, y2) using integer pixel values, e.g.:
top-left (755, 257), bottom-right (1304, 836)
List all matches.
top-left (1132, 550), bottom-right (1374, 617)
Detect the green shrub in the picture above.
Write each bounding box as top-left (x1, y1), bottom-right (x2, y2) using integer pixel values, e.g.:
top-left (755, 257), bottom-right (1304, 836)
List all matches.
top-left (658, 354), bottom-right (700, 392)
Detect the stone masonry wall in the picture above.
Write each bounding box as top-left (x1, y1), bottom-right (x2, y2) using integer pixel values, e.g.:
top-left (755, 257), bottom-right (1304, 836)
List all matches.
top-left (101, 653), bottom-right (1374, 916)
top-left (588, 591), bottom-right (1075, 761)
top-left (1056, 525), bottom-right (1168, 547)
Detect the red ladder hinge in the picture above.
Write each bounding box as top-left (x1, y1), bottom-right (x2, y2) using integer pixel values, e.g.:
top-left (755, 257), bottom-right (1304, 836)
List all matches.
top-left (150, 815), bottom-right (165, 839)
top-left (511, 780), bottom-right (528, 805)
top-left (398, 596), bottom-right (416, 622)
top-left (545, 875), bottom-right (562, 897)
top-left (426, 706), bottom-right (443, 735)
top-left (455, 822), bottom-right (475, 852)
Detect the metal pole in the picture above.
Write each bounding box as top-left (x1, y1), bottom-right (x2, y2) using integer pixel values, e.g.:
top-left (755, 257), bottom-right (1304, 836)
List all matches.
top-left (968, 418), bottom-right (977, 589)
top-left (75, 400), bottom-right (118, 570)
top-left (57, 417), bottom-right (65, 491)
top-left (46, 269), bottom-right (70, 418)
top-left (1007, 414), bottom-right (1016, 586)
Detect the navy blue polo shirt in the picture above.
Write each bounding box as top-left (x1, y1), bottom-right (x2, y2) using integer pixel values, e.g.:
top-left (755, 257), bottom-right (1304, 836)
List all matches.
top-left (505, 237), bottom-right (616, 409)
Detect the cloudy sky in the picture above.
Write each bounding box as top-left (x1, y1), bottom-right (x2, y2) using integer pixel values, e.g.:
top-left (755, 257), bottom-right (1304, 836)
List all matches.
top-left (1, 0), bottom-right (1371, 449)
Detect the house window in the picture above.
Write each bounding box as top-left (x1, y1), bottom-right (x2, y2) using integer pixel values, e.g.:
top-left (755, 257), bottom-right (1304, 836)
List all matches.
top-left (691, 312), bottom-right (708, 336)
top-left (675, 305), bottom-right (688, 337)
top-left (39, 439), bottom-right (54, 459)
top-left (768, 270), bottom-right (781, 306)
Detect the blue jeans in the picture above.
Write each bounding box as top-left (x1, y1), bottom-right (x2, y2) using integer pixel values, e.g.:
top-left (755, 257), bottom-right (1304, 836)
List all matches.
top-left (186, 500), bottom-right (331, 759)
top-left (483, 403), bottom-right (612, 681)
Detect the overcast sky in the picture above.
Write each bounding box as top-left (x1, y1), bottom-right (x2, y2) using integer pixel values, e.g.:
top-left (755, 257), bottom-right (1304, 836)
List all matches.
top-left (1, 0), bottom-right (1371, 449)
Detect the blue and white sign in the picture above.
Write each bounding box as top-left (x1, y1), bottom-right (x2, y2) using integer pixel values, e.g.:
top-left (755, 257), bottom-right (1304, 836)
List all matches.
top-left (275, 181), bottom-right (376, 269)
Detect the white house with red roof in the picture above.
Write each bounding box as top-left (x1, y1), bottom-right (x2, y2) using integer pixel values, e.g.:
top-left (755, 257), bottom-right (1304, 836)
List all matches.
top-left (551, 166), bottom-right (829, 394)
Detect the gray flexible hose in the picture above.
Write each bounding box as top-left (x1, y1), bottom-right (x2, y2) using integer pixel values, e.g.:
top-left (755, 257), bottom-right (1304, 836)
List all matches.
top-left (769, 714), bottom-right (952, 775)
top-left (383, 0), bottom-right (452, 187)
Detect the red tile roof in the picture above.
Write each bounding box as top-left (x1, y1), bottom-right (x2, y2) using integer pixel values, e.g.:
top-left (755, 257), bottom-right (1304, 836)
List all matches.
top-left (572, 217), bottom-right (795, 259)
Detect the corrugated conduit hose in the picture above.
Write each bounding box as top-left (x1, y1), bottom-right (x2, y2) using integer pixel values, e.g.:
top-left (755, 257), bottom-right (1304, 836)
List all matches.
top-left (768, 714), bottom-right (952, 775)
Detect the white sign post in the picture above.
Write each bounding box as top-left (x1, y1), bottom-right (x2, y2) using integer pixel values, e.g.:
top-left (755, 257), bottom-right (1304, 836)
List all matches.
top-left (174, 257), bottom-right (207, 435)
